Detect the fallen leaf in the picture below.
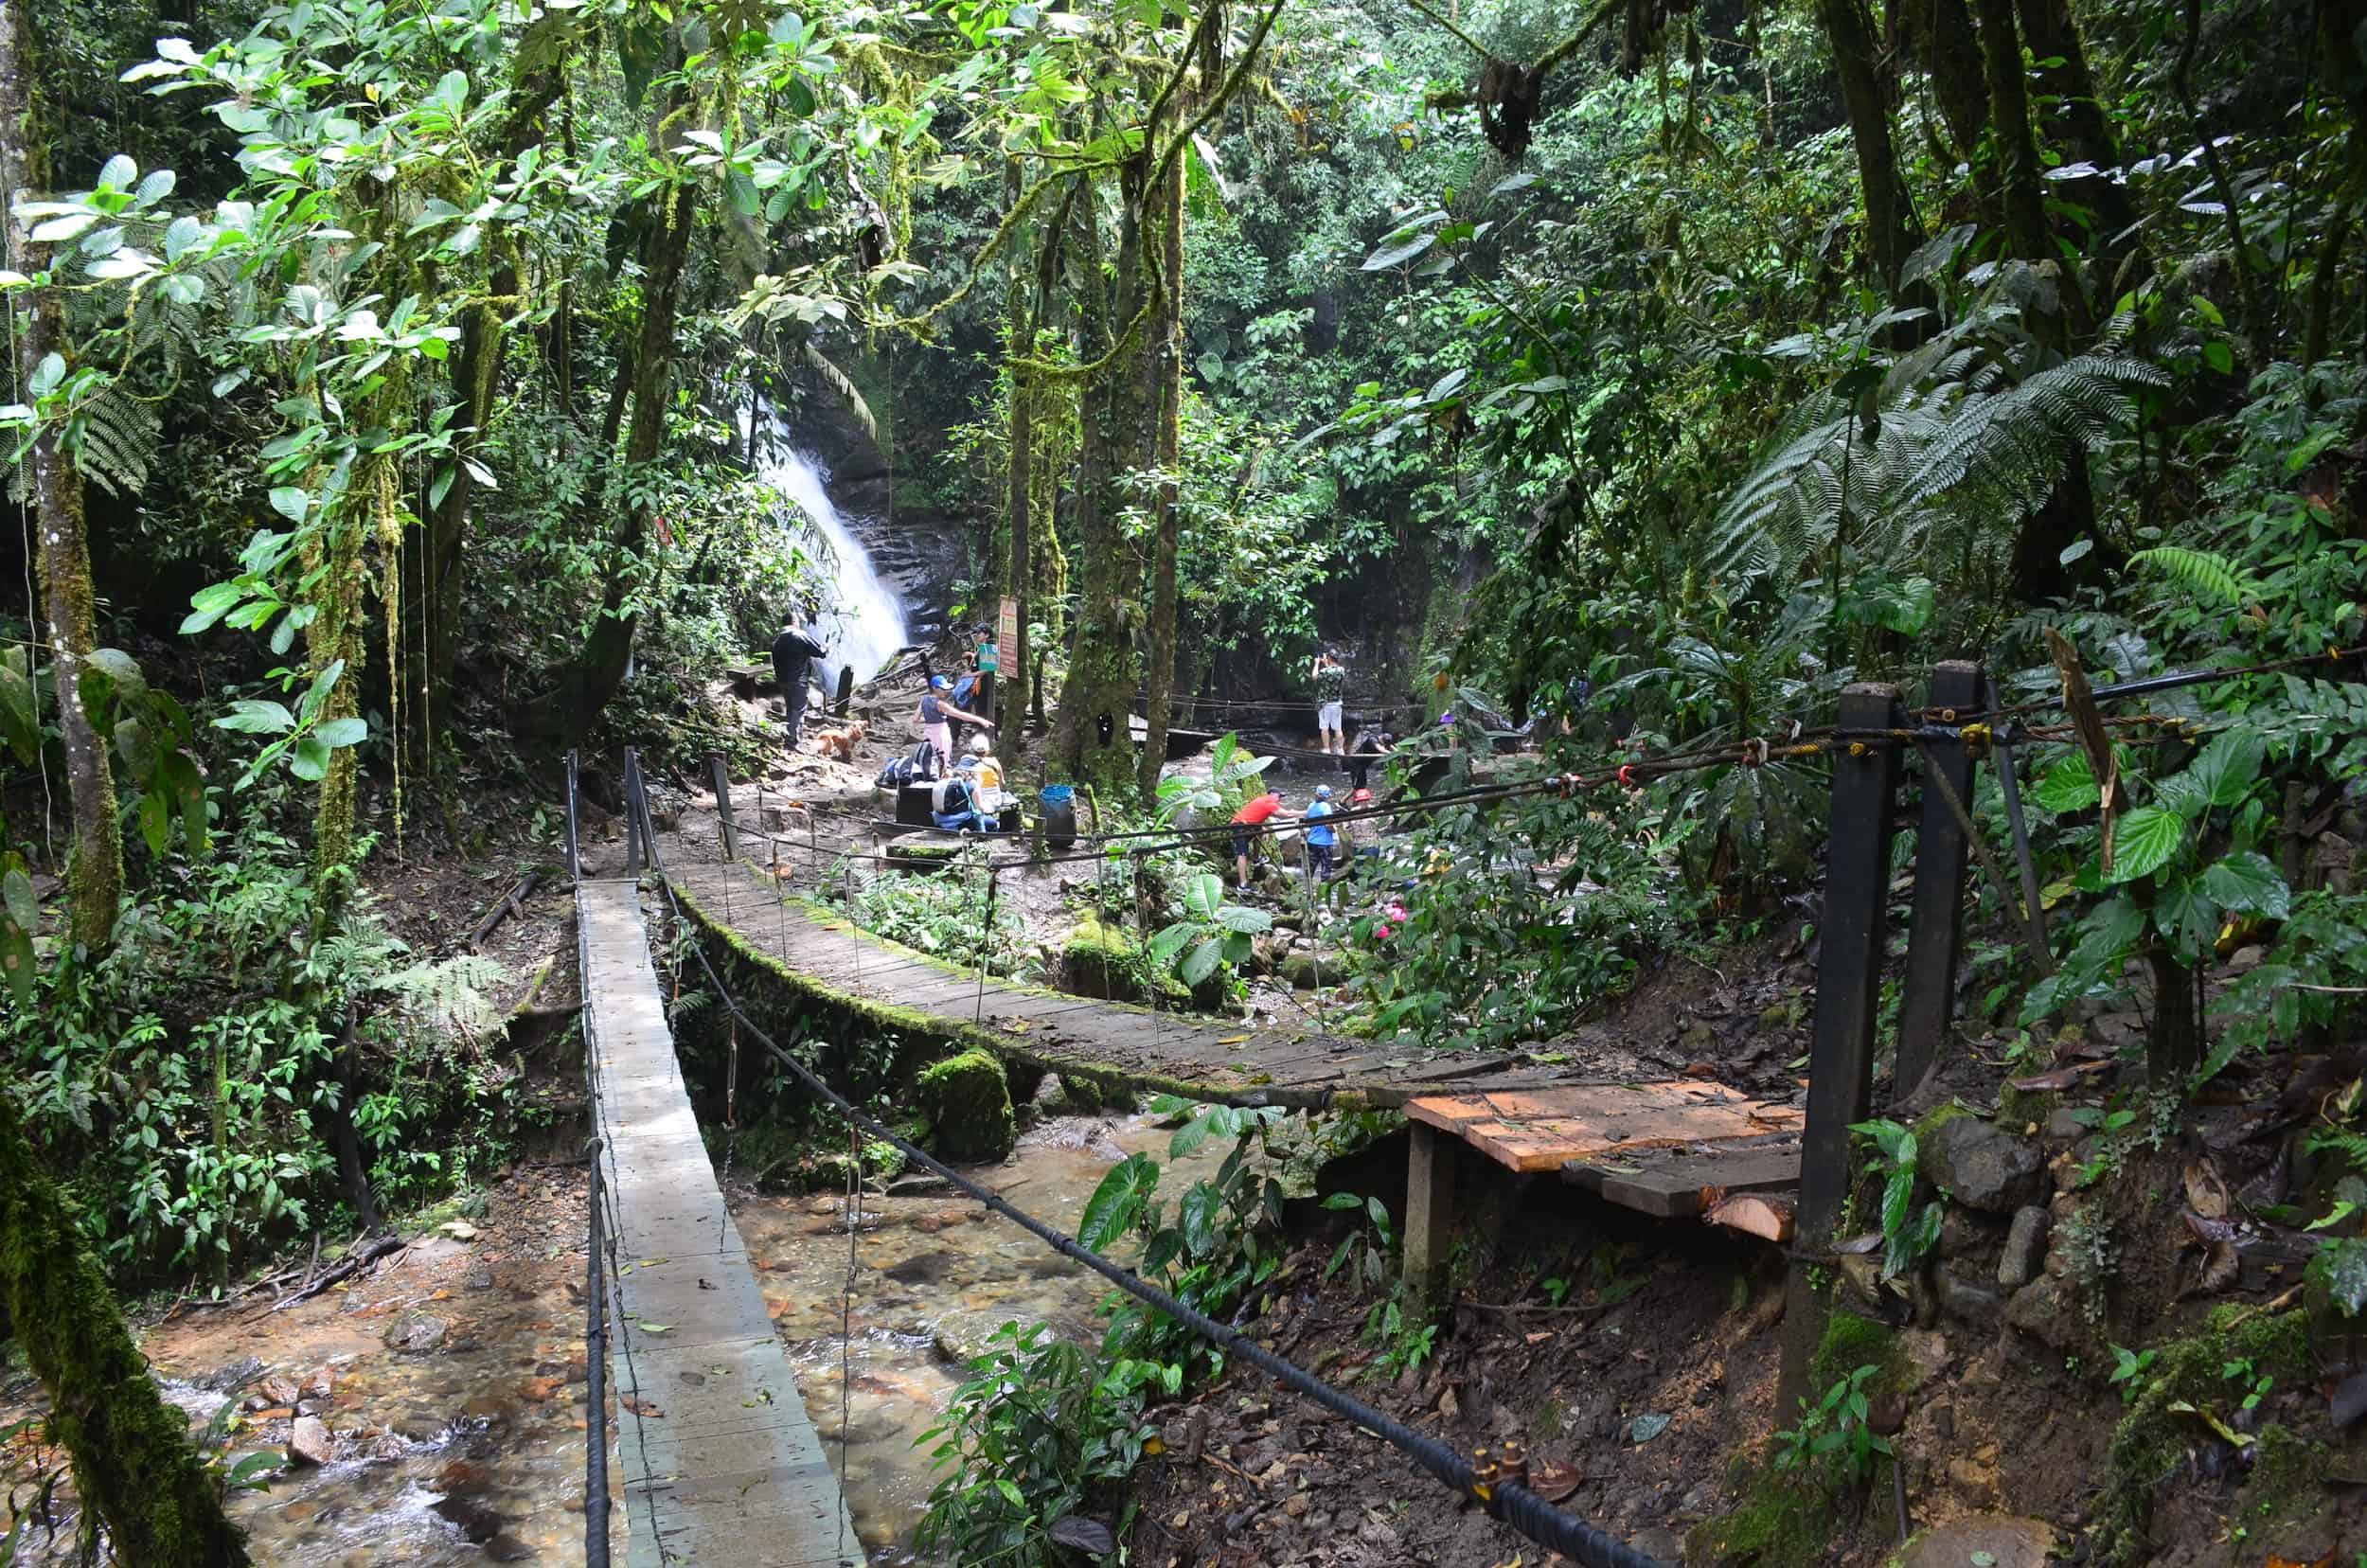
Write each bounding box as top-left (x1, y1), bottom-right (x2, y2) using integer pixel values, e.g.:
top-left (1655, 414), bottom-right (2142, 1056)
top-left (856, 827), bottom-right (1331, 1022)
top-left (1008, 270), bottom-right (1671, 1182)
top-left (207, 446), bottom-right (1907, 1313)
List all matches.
top-left (1048, 1516), bottom-right (1116, 1556)
top-left (2167, 1399), bottom-right (2251, 1448)
top-left (1528, 1457), bottom-right (1584, 1503)
top-left (1627, 1413), bottom-right (1672, 1444)
top-left (637, 1321), bottom-right (673, 1335)
top-left (1217, 1035), bottom-right (1250, 1046)
top-left (620, 1397), bottom-right (666, 1418)
top-left (2007, 1060), bottom-right (2115, 1092)
top-left (1970, 1553), bottom-right (1997, 1568)
top-left (1438, 1385), bottom-right (1460, 1420)
top-left (1523, 1331), bottom-right (1554, 1345)
top-left (1681, 1063), bottom-right (1718, 1079)
top-left (2264, 1555), bottom-right (2336, 1568)
top-left (2183, 1160), bottom-right (2231, 1220)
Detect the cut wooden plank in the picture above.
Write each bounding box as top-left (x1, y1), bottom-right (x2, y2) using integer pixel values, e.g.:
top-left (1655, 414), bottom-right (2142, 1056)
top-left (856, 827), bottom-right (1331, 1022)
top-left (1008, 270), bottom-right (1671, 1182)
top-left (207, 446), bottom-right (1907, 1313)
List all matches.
top-left (1704, 1192), bottom-right (1795, 1242)
top-left (1563, 1145), bottom-right (1804, 1219)
top-left (1411, 1083), bottom-right (1807, 1174)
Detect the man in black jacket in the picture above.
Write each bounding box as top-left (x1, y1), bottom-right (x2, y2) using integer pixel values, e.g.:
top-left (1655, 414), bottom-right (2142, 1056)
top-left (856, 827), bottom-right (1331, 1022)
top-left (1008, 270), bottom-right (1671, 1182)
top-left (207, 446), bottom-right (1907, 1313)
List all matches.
top-left (771, 623), bottom-right (828, 736)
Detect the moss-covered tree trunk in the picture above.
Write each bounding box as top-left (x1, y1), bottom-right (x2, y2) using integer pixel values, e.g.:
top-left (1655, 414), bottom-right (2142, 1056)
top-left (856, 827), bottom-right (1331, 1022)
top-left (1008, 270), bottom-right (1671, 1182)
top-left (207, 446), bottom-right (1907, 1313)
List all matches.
top-left (2, 0), bottom-right (120, 949)
top-left (413, 60), bottom-right (565, 780)
top-left (545, 175), bottom-right (700, 740)
top-left (1816, 0), bottom-right (1923, 291)
top-left (1138, 135), bottom-right (1186, 806)
top-left (1050, 165), bottom-right (1149, 793)
top-left (0, 1100), bottom-right (251, 1565)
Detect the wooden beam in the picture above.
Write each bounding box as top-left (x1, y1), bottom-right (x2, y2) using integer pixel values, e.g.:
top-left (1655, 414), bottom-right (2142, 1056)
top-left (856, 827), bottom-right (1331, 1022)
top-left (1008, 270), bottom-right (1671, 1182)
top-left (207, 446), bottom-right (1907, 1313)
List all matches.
top-left (1779, 683), bottom-right (1902, 1417)
top-left (1405, 1120), bottom-right (1457, 1322)
top-left (1895, 661), bottom-right (1981, 1099)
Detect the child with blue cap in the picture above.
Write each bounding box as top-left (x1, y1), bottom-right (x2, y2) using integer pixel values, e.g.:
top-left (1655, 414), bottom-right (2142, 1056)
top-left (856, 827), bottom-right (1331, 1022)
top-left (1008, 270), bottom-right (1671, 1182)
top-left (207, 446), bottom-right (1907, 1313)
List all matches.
top-left (1303, 784), bottom-right (1338, 881)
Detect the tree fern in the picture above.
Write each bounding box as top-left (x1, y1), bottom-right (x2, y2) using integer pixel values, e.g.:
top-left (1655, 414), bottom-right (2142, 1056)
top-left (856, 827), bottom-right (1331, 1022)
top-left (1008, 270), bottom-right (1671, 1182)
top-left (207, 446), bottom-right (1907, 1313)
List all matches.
top-left (375, 954), bottom-right (509, 1042)
top-left (804, 341), bottom-right (878, 443)
top-left (67, 383), bottom-right (165, 497)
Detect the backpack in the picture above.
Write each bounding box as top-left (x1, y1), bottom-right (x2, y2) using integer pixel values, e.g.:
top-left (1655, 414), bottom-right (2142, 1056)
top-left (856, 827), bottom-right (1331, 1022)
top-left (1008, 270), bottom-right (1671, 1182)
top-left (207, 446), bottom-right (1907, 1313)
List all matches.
top-left (932, 775), bottom-right (979, 831)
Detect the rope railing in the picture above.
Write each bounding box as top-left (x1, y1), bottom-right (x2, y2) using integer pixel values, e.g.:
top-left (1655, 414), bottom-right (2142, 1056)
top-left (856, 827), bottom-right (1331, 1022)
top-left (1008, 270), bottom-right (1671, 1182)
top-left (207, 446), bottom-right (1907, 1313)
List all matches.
top-left (622, 764), bottom-right (1668, 1568)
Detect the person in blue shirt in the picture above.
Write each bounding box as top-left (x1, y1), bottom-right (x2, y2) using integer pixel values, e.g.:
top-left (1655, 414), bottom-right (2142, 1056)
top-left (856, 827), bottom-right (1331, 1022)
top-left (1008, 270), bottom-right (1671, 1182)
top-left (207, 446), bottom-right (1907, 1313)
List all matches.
top-left (1303, 784), bottom-right (1339, 881)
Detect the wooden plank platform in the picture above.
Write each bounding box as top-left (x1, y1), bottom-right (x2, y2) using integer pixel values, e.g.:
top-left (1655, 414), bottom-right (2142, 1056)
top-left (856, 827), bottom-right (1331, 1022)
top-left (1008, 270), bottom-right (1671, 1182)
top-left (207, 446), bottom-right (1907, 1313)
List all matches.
top-left (579, 877), bottom-right (866, 1568)
top-left (1405, 1082), bottom-right (1805, 1173)
top-left (1562, 1135), bottom-right (1805, 1219)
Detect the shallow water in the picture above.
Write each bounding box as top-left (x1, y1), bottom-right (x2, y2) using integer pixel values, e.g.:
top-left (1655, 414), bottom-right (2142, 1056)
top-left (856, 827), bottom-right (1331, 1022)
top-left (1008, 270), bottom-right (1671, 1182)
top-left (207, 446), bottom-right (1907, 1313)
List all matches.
top-left (3, 1119), bottom-right (1195, 1566)
top-left (736, 1111), bottom-right (1212, 1563)
top-left (4, 1177), bottom-right (622, 1567)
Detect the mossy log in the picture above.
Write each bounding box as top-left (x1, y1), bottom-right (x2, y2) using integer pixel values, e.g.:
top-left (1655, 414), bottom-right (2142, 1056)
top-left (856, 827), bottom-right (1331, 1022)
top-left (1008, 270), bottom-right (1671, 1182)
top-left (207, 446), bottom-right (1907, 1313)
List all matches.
top-left (0, 1101), bottom-right (251, 1566)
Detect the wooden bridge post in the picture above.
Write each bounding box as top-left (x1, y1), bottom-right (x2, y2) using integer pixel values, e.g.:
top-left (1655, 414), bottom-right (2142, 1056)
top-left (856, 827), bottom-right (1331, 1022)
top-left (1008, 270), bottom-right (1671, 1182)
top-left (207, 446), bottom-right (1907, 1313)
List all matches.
top-left (623, 747), bottom-right (644, 877)
top-left (564, 750), bottom-right (581, 884)
top-left (1894, 661), bottom-right (1982, 1101)
top-left (707, 753), bottom-right (739, 863)
top-left (1777, 683), bottom-right (1903, 1418)
top-left (1405, 1121), bottom-right (1457, 1322)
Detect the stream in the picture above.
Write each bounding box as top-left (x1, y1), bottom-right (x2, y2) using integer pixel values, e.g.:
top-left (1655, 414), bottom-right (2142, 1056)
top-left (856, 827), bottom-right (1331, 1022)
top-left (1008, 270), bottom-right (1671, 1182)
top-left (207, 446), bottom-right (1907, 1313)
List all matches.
top-left (2, 1114), bottom-right (1199, 1566)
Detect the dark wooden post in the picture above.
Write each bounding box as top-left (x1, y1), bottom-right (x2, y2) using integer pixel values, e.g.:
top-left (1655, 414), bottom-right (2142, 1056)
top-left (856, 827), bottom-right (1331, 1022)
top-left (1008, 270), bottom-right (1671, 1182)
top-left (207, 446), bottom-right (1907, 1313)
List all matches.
top-left (564, 750), bottom-right (581, 884)
top-left (1777, 683), bottom-right (1903, 1417)
top-left (1405, 1120), bottom-right (1457, 1322)
top-left (707, 753), bottom-right (738, 863)
top-left (1894, 661), bottom-right (1982, 1101)
top-left (623, 747), bottom-right (643, 877)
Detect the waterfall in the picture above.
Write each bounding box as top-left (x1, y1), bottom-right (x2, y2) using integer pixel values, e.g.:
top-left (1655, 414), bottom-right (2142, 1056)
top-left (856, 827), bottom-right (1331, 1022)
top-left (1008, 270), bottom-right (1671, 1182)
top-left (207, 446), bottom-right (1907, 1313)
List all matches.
top-left (750, 415), bottom-right (911, 686)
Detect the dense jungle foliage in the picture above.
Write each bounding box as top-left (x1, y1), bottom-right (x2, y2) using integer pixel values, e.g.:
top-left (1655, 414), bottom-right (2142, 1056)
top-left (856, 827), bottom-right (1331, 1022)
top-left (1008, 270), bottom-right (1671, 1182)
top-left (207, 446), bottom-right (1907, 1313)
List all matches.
top-left (3, 0), bottom-right (2367, 1555)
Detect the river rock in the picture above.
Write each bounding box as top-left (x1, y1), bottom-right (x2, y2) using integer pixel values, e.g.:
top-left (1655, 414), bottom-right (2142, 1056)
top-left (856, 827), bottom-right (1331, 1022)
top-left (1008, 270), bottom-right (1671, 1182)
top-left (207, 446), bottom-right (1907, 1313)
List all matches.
top-left (1901, 1514), bottom-right (2055, 1568)
top-left (258, 1375), bottom-right (300, 1407)
top-left (1923, 1117), bottom-right (2045, 1212)
top-left (1278, 952), bottom-right (1325, 989)
top-left (1997, 1205), bottom-right (2051, 1290)
top-left (383, 1313), bottom-right (451, 1353)
top-left (1933, 1267), bottom-right (2003, 1329)
top-left (199, 1356), bottom-right (266, 1394)
top-left (300, 1365), bottom-right (336, 1399)
top-left (2004, 1274), bottom-right (2088, 1353)
top-left (287, 1416), bottom-right (336, 1467)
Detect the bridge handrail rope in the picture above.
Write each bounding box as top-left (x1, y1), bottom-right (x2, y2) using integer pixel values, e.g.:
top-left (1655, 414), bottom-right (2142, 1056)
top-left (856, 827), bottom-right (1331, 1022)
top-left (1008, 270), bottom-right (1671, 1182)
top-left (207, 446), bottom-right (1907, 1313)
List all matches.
top-left (624, 767), bottom-right (1669, 1568)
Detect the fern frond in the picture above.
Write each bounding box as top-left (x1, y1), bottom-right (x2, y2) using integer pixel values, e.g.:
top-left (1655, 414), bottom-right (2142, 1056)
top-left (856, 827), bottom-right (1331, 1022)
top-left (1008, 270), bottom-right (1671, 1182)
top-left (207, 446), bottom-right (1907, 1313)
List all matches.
top-left (803, 342), bottom-right (877, 443)
top-left (375, 954), bottom-right (509, 1041)
top-left (67, 383), bottom-right (164, 497)
top-left (2127, 546), bottom-right (2256, 605)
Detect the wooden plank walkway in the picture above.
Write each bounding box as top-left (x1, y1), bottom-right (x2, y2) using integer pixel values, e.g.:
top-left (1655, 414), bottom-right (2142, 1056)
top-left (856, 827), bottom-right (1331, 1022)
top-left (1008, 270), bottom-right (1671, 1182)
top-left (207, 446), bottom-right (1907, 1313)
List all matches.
top-left (579, 876), bottom-right (866, 1568)
top-left (659, 820), bottom-right (1593, 1110)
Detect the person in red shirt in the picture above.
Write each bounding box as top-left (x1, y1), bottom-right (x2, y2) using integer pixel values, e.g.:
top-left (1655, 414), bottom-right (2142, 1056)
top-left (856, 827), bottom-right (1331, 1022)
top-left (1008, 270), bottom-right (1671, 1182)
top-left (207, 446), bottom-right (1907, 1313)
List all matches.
top-left (1231, 790), bottom-right (1294, 886)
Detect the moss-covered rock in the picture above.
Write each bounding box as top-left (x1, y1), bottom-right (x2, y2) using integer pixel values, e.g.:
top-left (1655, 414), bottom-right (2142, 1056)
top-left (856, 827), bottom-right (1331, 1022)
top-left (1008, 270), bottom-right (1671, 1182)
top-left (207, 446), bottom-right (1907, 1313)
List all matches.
top-left (1689, 1472), bottom-right (1824, 1568)
top-left (917, 1050), bottom-right (1017, 1161)
top-left (1060, 915), bottom-right (1147, 1001)
top-left (1811, 1308), bottom-right (1912, 1399)
top-left (2096, 1305), bottom-right (2316, 1561)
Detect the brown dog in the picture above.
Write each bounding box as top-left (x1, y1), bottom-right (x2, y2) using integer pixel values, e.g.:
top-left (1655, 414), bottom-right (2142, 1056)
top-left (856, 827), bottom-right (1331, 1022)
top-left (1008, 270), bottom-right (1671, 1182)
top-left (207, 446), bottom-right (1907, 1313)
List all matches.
top-left (808, 720), bottom-right (868, 762)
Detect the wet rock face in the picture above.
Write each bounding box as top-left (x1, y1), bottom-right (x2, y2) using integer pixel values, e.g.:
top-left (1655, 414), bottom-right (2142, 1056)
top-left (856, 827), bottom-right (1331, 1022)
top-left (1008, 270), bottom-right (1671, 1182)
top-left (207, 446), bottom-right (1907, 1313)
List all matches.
top-left (780, 376), bottom-right (969, 639)
top-left (382, 1312), bottom-right (451, 1354)
top-left (1924, 1117), bottom-right (2047, 1213)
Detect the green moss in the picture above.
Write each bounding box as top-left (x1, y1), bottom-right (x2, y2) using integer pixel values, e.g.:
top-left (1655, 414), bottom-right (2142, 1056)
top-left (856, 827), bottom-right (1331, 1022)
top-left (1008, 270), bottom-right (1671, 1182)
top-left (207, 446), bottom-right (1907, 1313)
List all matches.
top-left (2248, 1422), bottom-right (2330, 1523)
top-left (1910, 1099), bottom-right (1976, 1147)
top-left (1810, 1309), bottom-right (1909, 1399)
top-left (917, 1050), bottom-right (1017, 1161)
top-left (1689, 1472), bottom-right (1823, 1568)
top-left (2097, 1306), bottom-right (2317, 1562)
top-left (0, 1100), bottom-right (251, 1565)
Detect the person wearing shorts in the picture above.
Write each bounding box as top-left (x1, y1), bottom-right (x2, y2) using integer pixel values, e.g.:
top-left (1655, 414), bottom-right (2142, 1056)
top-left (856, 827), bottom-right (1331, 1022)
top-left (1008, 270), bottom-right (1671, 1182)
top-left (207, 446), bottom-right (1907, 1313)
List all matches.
top-left (1231, 789), bottom-right (1292, 886)
top-left (1310, 650), bottom-right (1347, 757)
top-left (918, 675), bottom-right (994, 772)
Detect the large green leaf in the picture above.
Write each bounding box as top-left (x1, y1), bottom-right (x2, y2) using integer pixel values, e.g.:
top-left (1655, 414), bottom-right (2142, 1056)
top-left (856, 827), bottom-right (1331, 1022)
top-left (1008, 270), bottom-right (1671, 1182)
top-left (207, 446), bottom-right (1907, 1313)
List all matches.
top-left (1179, 936), bottom-right (1225, 987)
top-left (1079, 1153), bottom-right (1157, 1251)
top-left (2200, 850), bottom-right (2289, 920)
top-left (0, 667), bottom-right (37, 763)
top-left (2107, 806), bottom-right (2184, 883)
top-left (2183, 729), bottom-right (2267, 811)
top-left (1178, 1181), bottom-right (1223, 1257)
top-left (2031, 752), bottom-right (2099, 814)
top-left (1182, 873), bottom-right (1223, 921)
top-left (1213, 905), bottom-right (1270, 935)
top-left (2153, 872), bottom-right (2218, 958)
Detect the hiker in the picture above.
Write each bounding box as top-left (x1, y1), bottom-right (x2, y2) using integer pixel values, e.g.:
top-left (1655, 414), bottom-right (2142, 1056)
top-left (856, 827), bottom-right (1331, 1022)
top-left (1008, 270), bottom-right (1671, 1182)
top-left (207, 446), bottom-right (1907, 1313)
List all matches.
top-left (1231, 788), bottom-right (1295, 887)
top-left (919, 674), bottom-right (993, 771)
top-left (967, 734), bottom-right (1019, 817)
top-left (933, 763), bottom-right (997, 833)
top-left (772, 622), bottom-right (828, 736)
top-left (1310, 648), bottom-right (1348, 757)
top-left (1348, 727), bottom-right (1394, 793)
top-left (1303, 784), bottom-right (1339, 882)
top-left (950, 650), bottom-right (984, 751)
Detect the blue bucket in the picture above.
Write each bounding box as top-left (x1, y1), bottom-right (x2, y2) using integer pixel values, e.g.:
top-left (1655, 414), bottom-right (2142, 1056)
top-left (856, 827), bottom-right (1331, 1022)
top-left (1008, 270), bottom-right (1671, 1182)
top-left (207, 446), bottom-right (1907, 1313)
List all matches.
top-left (1040, 784), bottom-right (1077, 849)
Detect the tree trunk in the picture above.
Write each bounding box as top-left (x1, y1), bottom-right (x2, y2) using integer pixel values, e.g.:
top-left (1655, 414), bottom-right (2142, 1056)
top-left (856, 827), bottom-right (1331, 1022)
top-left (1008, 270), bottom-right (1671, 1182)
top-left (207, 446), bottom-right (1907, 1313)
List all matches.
top-left (1, 0), bottom-right (120, 949)
top-left (1050, 166), bottom-right (1150, 793)
top-left (543, 180), bottom-right (699, 739)
top-left (1913, 0), bottom-right (1990, 167)
top-left (1816, 0), bottom-right (1923, 290)
top-left (1138, 131), bottom-right (1186, 805)
top-left (414, 64), bottom-right (564, 777)
top-left (2146, 943), bottom-right (2199, 1078)
top-left (1974, 0), bottom-right (2074, 323)
top-left (0, 1100), bottom-right (252, 1566)
top-left (2016, 0), bottom-right (2141, 277)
